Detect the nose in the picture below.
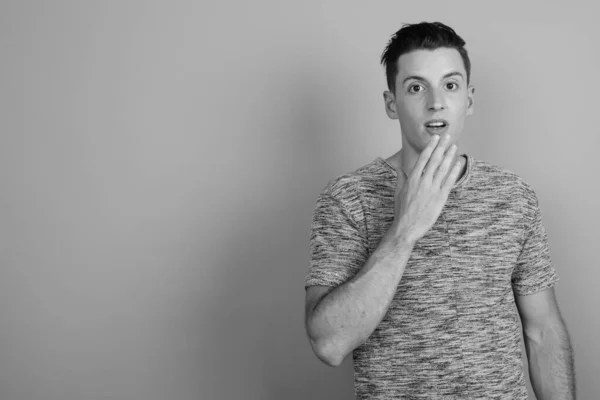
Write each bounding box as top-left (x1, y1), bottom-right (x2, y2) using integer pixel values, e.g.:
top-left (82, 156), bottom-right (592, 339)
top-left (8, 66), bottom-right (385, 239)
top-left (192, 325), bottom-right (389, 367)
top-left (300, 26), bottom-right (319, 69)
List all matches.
top-left (427, 88), bottom-right (445, 111)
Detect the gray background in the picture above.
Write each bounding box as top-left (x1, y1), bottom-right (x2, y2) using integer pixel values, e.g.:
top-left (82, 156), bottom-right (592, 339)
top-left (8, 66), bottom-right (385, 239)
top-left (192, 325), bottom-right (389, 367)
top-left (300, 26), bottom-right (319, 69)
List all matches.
top-left (1, 1), bottom-right (597, 399)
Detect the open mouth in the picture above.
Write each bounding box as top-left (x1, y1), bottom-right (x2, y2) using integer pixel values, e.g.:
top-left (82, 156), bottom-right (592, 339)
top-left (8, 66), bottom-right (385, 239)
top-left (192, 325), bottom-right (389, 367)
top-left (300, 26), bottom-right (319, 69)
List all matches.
top-left (424, 119), bottom-right (449, 134)
top-left (424, 119), bottom-right (448, 128)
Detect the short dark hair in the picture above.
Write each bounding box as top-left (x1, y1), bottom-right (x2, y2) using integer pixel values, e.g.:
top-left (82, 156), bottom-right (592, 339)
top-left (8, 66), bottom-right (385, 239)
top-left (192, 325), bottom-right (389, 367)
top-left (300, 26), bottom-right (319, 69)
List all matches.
top-left (380, 21), bottom-right (471, 94)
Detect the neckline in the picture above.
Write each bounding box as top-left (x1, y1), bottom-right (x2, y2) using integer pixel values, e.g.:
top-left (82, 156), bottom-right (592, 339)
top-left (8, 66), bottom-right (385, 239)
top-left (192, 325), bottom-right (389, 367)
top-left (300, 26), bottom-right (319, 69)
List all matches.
top-left (375, 153), bottom-right (473, 189)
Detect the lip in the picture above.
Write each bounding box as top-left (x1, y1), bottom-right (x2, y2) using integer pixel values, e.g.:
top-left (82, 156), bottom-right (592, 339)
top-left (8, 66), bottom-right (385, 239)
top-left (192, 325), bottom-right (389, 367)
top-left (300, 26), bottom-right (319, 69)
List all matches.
top-left (424, 119), bottom-right (450, 135)
top-left (424, 119), bottom-right (449, 128)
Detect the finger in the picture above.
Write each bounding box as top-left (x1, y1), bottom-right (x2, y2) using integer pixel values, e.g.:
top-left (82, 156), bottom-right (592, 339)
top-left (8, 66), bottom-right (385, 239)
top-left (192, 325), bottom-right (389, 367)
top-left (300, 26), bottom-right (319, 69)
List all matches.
top-left (441, 157), bottom-right (464, 192)
top-left (422, 133), bottom-right (452, 181)
top-left (411, 135), bottom-right (440, 180)
top-left (433, 144), bottom-right (457, 187)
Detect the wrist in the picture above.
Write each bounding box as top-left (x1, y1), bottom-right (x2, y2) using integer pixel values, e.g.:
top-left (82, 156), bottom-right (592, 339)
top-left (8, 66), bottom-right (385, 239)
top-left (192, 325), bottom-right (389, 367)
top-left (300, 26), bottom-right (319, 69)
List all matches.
top-left (388, 220), bottom-right (417, 248)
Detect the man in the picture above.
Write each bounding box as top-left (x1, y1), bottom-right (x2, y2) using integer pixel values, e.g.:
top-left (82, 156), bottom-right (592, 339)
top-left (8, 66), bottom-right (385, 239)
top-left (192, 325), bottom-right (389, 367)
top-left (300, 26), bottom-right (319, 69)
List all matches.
top-left (304, 22), bottom-right (576, 399)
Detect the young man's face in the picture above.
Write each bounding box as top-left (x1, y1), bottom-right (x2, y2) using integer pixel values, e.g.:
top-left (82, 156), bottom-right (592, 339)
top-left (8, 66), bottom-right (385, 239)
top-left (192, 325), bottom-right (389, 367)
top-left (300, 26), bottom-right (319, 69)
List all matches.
top-left (383, 47), bottom-right (474, 154)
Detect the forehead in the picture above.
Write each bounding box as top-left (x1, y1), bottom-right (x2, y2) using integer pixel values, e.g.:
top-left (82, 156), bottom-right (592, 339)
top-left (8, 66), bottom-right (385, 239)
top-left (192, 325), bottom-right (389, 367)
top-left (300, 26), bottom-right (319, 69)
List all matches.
top-left (396, 48), bottom-right (466, 82)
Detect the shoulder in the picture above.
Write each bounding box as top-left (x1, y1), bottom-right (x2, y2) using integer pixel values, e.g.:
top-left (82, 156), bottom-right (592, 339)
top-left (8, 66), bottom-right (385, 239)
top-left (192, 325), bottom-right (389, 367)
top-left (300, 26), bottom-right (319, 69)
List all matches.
top-left (470, 157), bottom-right (538, 203)
top-left (319, 158), bottom-right (391, 201)
top-left (313, 159), bottom-right (390, 225)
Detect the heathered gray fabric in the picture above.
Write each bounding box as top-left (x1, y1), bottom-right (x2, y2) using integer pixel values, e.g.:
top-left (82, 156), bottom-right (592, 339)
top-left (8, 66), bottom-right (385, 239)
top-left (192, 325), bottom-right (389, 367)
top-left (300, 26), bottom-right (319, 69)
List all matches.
top-left (306, 153), bottom-right (559, 399)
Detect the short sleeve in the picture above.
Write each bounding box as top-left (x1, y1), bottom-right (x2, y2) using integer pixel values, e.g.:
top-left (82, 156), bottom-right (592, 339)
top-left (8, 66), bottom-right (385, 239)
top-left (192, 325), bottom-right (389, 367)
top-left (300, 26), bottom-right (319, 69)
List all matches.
top-left (511, 189), bottom-right (559, 295)
top-left (305, 193), bottom-right (369, 290)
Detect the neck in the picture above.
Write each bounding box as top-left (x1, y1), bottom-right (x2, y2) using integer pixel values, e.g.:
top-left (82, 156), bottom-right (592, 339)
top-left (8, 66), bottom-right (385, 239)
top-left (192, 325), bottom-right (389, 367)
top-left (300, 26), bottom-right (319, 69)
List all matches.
top-left (390, 143), bottom-right (467, 184)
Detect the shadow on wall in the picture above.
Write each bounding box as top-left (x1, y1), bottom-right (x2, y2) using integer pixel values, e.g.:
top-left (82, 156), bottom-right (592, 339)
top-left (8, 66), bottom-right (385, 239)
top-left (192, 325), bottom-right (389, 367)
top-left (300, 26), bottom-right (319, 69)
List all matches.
top-left (201, 69), bottom-right (355, 400)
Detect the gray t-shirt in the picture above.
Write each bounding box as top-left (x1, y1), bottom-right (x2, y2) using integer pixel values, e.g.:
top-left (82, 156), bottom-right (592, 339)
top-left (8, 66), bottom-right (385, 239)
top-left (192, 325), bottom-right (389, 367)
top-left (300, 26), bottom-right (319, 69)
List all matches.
top-left (306, 154), bottom-right (559, 399)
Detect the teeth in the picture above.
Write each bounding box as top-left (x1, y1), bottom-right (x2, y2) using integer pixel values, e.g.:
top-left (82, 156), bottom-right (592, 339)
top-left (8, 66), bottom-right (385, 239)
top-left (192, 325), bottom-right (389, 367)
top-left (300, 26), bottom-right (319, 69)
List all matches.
top-left (427, 122), bottom-right (445, 127)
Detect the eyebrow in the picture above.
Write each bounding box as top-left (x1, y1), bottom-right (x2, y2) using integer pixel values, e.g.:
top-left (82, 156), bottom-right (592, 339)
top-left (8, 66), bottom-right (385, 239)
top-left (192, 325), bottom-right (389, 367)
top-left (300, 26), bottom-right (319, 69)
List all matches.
top-left (402, 71), bottom-right (464, 85)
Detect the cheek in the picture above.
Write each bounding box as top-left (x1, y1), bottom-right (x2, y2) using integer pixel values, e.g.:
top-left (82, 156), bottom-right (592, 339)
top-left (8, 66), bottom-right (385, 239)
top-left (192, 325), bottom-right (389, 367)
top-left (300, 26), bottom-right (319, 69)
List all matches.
top-left (449, 97), bottom-right (469, 118)
top-left (459, 94), bottom-right (470, 110)
top-left (398, 100), bottom-right (423, 119)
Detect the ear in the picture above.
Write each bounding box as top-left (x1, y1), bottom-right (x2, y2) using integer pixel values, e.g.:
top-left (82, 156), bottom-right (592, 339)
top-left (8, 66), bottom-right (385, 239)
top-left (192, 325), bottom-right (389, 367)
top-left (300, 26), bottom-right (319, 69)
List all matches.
top-left (466, 85), bottom-right (475, 116)
top-left (383, 90), bottom-right (399, 120)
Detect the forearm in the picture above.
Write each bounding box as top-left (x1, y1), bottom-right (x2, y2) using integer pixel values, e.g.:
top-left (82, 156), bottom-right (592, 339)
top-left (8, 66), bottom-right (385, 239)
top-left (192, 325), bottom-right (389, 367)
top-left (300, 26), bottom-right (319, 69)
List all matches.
top-left (525, 318), bottom-right (576, 399)
top-left (307, 224), bottom-right (415, 366)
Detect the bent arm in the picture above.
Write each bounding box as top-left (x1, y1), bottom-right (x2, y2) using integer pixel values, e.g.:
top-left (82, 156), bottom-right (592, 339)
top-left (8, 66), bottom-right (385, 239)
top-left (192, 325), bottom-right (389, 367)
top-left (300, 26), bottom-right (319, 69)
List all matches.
top-left (515, 287), bottom-right (576, 399)
top-left (305, 223), bottom-right (414, 367)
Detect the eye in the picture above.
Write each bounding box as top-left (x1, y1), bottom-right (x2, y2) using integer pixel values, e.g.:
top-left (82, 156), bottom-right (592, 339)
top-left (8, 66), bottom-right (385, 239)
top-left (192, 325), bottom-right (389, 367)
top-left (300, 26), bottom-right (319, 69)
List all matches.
top-left (408, 84), bottom-right (424, 93)
top-left (445, 82), bottom-right (459, 90)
